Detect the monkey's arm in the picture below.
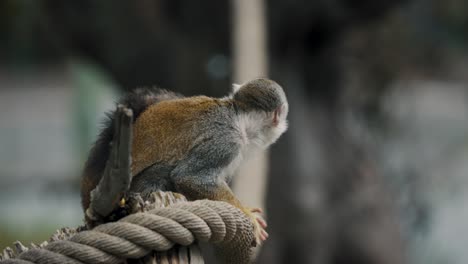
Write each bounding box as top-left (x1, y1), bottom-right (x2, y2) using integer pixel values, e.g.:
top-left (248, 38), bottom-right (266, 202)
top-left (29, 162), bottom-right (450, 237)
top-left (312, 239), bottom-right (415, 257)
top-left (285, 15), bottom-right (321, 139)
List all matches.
top-left (173, 172), bottom-right (268, 246)
top-left (170, 139), bottom-right (268, 245)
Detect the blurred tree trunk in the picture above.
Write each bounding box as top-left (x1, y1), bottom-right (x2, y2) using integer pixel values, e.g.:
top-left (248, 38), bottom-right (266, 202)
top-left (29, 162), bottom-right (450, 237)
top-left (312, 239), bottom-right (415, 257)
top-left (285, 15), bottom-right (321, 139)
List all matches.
top-left (231, 0), bottom-right (268, 234)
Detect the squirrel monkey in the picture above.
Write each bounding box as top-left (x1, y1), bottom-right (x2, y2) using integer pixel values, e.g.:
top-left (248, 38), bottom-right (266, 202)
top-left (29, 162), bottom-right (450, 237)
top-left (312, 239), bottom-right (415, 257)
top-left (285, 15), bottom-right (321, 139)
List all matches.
top-left (81, 78), bottom-right (288, 245)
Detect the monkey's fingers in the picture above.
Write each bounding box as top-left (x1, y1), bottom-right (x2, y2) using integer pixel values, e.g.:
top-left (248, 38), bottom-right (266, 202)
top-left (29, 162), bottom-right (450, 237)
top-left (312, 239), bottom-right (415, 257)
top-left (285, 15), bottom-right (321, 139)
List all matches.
top-left (251, 213), bottom-right (268, 246)
top-left (249, 207), bottom-right (267, 228)
top-left (256, 215), bottom-right (268, 229)
top-left (251, 207), bottom-right (263, 213)
top-left (260, 229), bottom-right (269, 241)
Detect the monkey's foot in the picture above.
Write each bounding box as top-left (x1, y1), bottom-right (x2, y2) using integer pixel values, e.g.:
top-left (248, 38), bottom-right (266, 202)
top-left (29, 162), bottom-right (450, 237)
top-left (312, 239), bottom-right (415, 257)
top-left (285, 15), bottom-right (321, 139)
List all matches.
top-left (245, 207), bottom-right (268, 246)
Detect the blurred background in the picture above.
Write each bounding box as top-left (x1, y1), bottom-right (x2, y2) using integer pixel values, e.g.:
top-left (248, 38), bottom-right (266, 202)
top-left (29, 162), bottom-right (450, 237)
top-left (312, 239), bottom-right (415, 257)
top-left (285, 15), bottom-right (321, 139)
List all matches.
top-left (1, 0), bottom-right (468, 263)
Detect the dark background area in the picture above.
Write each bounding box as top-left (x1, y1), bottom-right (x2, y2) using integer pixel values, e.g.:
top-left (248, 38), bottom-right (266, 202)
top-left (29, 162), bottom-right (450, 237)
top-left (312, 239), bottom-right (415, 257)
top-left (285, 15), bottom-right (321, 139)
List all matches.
top-left (1, 0), bottom-right (468, 263)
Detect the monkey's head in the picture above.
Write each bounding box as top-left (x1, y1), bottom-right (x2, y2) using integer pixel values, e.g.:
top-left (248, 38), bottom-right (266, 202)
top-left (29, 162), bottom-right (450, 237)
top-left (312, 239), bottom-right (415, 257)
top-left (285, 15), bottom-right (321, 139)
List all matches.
top-left (231, 78), bottom-right (289, 148)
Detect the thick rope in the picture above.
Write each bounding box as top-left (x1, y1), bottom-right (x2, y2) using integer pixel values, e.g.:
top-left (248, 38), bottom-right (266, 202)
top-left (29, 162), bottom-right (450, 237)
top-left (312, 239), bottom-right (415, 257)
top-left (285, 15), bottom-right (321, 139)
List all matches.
top-left (0, 200), bottom-right (255, 264)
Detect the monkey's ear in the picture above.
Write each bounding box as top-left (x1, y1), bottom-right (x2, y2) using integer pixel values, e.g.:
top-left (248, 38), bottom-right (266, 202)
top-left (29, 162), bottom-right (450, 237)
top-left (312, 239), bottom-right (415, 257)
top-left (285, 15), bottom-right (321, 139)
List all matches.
top-left (232, 83), bottom-right (242, 93)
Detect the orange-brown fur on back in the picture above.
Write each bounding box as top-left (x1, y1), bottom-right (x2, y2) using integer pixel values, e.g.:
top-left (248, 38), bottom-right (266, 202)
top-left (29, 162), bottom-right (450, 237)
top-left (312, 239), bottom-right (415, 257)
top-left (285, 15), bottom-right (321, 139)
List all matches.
top-left (131, 96), bottom-right (226, 175)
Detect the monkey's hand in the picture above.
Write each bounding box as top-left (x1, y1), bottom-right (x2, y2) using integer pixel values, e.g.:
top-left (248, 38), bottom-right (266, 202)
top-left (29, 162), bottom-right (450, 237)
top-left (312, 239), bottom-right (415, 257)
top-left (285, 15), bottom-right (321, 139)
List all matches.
top-left (242, 207), bottom-right (268, 246)
top-left (174, 177), bottom-right (269, 247)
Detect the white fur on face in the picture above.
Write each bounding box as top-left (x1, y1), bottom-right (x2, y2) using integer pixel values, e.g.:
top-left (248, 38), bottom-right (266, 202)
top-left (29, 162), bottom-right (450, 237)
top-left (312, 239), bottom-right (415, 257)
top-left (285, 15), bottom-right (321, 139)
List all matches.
top-left (235, 106), bottom-right (288, 150)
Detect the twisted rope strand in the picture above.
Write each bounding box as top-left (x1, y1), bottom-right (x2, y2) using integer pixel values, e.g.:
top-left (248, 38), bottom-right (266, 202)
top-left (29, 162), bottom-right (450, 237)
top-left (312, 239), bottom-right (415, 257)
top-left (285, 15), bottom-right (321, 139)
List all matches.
top-left (0, 200), bottom-right (254, 264)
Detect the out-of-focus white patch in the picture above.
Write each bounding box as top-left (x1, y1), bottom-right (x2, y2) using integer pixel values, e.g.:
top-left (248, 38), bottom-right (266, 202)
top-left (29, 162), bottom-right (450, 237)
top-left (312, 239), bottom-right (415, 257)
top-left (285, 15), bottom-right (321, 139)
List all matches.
top-left (232, 83), bottom-right (242, 93)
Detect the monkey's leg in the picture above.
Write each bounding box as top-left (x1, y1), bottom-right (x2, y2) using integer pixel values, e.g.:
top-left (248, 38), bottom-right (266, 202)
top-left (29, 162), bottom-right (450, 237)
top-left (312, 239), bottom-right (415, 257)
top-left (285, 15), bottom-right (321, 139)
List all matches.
top-left (175, 179), bottom-right (268, 246)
